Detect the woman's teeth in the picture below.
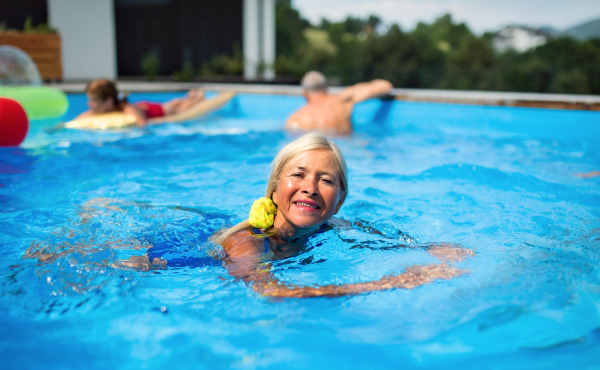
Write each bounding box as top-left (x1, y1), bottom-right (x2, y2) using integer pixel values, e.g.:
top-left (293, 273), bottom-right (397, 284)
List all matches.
top-left (296, 202), bottom-right (318, 209)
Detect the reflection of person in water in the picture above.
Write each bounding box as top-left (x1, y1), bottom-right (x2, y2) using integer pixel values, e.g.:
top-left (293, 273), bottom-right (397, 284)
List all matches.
top-left (212, 132), bottom-right (473, 298)
top-left (285, 71), bottom-right (393, 135)
top-left (76, 79), bottom-right (205, 126)
top-left (575, 171), bottom-right (600, 178)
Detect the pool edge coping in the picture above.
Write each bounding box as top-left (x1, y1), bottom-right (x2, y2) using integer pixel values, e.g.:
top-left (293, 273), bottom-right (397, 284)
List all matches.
top-left (46, 81), bottom-right (600, 111)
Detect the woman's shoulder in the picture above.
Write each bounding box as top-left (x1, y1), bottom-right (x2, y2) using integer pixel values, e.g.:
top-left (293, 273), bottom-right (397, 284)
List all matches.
top-left (223, 228), bottom-right (266, 258)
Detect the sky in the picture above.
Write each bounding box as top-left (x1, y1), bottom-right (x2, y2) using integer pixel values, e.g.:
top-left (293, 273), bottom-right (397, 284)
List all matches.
top-left (293, 0), bottom-right (600, 34)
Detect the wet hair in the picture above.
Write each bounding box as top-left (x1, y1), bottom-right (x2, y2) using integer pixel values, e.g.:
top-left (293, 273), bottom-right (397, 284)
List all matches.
top-left (86, 78), bottom-right (127, 104)
top-left (301, 71), bottom-right (328, 93)
top-left (211, 132), bottom-right (348, 246)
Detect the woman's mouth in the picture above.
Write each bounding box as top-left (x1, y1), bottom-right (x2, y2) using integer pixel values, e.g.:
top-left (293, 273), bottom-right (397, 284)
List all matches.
top-left (294, 200), bottom-right (320, 211)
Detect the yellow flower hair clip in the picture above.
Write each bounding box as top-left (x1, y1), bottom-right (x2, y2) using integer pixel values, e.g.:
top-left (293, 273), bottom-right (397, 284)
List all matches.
top-left (248, 197), bottom-right (277, 229)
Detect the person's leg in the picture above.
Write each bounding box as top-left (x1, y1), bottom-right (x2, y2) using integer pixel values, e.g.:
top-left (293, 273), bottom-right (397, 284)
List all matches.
top-left (163, 89), bottom-right (205, 115)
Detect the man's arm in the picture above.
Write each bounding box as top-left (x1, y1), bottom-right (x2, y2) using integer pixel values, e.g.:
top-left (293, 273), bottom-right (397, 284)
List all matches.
top-left (338, 79), bottom-right (393, 104)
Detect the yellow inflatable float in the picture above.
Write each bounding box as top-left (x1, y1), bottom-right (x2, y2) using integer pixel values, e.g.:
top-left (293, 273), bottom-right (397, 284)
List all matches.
top-left (64, 91), bottom-right (235, 129)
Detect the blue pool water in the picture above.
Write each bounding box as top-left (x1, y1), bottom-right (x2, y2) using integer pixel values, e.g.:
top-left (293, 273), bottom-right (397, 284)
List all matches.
top-left (1, 91), bottom-right (600, 369)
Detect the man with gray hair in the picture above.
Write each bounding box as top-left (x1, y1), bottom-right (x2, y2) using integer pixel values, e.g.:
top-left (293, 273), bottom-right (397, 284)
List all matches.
top-left (285, 71), bottom-right (393, 135)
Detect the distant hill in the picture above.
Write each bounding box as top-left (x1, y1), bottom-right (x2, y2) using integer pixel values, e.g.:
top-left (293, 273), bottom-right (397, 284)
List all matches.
top-left (537, 26), bottom-right (561, 37)
top-left (563, 17), bottom-right (600, 40)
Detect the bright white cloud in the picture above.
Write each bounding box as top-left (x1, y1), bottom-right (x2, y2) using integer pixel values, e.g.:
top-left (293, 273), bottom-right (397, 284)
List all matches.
top-left (293, 0), bottom-right (600, 33)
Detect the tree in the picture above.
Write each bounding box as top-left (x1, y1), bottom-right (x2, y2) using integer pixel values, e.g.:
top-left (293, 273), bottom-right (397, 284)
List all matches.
top-left (275, 0), bottom-right (311, 57)
top-left (440, 34), bottom-right (495, 90)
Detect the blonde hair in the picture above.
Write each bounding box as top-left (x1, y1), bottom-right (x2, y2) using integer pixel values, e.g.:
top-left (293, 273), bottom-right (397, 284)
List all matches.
top-left (212, 132), bottom-right (348, 246)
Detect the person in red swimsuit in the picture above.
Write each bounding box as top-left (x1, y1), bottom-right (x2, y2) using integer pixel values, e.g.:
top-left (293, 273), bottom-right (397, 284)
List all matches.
top-left (77, 79), bottom-right (205, 126)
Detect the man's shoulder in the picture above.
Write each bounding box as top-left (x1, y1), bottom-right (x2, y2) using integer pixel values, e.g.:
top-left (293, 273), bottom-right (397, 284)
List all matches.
top-left (286, 105), bottom-right (313, 127)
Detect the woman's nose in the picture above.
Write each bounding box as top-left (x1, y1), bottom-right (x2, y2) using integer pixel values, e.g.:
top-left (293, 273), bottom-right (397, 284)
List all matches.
top-left (301, 177), bottom-right (318, 195)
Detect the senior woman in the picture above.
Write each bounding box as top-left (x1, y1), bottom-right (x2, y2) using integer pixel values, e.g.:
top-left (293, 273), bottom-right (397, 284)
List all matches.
top-left (212, 132), bottom-right (470, 298)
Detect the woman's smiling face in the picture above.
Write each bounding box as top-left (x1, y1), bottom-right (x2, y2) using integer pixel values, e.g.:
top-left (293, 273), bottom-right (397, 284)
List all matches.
top-left (272, 149), bottom-right (346, 233)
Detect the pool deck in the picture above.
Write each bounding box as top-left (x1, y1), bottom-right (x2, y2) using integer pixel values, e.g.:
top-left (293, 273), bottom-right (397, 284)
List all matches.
top-left (47, 81), bottom-right (600, 111)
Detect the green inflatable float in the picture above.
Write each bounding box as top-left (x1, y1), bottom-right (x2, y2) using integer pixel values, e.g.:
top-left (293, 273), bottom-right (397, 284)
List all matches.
top-left (0, 86), bottom-right (68, 120)
top-left (0, 45), bottom-right (68, 120)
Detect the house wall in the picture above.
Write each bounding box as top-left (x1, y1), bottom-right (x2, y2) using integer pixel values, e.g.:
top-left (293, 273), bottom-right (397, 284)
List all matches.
top-left (48, 0), bottom-right (117, 80)
top-left (114, 0), bottom-right (243, 77)
top-left (494, 27), bottom-right (548, 53)
top-left (45, 0), bottom-right (273, 81)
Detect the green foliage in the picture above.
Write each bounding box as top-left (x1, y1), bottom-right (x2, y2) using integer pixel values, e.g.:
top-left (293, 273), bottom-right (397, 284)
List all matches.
top-left (276, 0), bottom-right (311, 57)
top-left (172, 61), bottom-right (195, 82)
top-left (551, 68), bottom-right (591, 94)
top-left (341, 16), bottom-right (367, 34)
top-left (440, 34), bottom-right (496, 90)
top-left (141, 52), bottom-right (159, 81)
top-left (275, 4), bottom-right (600, 94)
top-left (201, 43), bottom-right (244, 76)
top-left (23, 16), bottom-right (57, 33)
top-left (24, 16), bottom-right (32, 31)
top-left (502, 56), bottom-right (552, 92)
top-left (414, 14), bottom-right (471, 52)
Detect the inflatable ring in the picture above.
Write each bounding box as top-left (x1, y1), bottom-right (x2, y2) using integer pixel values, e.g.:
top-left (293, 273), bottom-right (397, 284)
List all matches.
top-left (0, 86), bottom-right (68, 120)
top-left (64, 112), bottom-right (137, 129)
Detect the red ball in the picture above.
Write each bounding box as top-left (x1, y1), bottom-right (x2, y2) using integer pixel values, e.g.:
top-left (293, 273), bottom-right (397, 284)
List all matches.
top-left (0, 97), bottom-right (29, 146)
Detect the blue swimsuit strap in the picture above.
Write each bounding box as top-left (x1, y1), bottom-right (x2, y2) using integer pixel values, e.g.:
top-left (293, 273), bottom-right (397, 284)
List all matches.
top-left (251, 228), bottom-right (270, 253)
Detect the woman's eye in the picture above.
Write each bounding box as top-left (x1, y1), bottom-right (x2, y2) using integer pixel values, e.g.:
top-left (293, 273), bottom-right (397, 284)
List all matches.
top-left (322, 178), bottom-right (334, 184)
top-left (291, 173), bottom-right (303, 178)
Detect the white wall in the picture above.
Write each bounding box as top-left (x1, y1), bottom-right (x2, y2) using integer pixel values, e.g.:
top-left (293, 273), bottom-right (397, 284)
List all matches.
top-left (262, 0), bottom-right (275, 81)
top-left (48, 0), bottom-right (117, 80)
top-left (243, 0), bottom-right (275, 81)
top-left (243, 0), bottom-right (260, 80)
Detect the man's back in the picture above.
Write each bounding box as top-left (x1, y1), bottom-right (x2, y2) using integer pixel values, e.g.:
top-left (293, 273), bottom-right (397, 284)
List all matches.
top-left (285, 93), bottom-right (354, 135)
top-left (285, 78), bottom-right (393, 135)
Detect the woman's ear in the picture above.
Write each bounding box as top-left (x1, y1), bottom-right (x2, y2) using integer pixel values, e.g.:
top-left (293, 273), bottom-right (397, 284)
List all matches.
top-left (271, 190), bottom-right (278, 206)
top-left (334, 192), bottom-right (346, 214)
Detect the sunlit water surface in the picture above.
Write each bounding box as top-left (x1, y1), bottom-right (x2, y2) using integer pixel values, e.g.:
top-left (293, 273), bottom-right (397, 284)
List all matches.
top-left (1, 92), bottom-right (600, 369)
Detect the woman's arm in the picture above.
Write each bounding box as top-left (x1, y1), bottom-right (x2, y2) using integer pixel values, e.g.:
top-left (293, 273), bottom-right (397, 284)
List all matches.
top-left (226, 253), bottom-right (465, 298)
top-left (253, 263), bottom-right (464, 298)
top-left (223, 230), bottom-right (470, 299)
top-left (75, 110), bottom-right (93, 119)
top-left (123, 104), bottom-right (147, 127)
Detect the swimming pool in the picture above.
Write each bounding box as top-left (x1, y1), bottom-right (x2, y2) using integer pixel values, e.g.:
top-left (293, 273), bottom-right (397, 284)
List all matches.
top-left (1, 91), bottom-right (600, 369)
